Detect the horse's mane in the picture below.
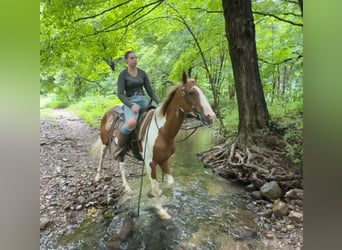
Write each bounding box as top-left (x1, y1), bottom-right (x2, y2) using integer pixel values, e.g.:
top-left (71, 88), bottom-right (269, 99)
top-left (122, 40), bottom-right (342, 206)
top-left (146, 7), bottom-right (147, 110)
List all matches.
top-left (160, 84), bottom-right (181, 116)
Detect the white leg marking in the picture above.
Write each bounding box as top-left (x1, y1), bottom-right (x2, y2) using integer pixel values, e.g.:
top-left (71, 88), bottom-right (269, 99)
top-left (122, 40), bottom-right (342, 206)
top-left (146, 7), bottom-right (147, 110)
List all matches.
top-left (95, 144), bottom-right (107, 182)
top-left (119, 161), bottom-right (132, 195)
top-left (165, 174), bottom-right (174, 186)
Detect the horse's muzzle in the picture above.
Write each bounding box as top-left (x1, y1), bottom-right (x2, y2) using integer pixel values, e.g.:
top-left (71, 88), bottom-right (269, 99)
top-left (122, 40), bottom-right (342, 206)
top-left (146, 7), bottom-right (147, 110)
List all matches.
top-left (198, 113), bottom-right (214, 126)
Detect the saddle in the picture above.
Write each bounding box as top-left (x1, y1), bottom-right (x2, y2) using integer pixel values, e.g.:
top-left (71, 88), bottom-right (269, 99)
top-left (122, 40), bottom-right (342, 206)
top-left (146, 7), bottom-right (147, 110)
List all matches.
top-left (110, 105), bottom-right (156, 161)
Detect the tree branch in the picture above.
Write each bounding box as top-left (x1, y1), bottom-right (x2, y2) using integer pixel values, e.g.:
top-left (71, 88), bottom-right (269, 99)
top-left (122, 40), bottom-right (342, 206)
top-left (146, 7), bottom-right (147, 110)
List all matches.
top-left (78, 76), bottom-right (104, 89)
top-left (258, 54), bottom-right (303, 66)
top-left (253, 11), bottom-right (303, 27)
top-left (75, 0), bottom-right (132, 22)
top-left (189, 7), bottom-right (222, 14)
top-left (81, 0), bottom-right (164, 38)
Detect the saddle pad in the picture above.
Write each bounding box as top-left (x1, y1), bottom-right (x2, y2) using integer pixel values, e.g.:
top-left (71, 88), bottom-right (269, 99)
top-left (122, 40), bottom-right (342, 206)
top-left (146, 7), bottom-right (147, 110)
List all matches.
top-left (138, 109), bottom-right (155, 141)
top-left (112, 105), bottom-right (124, 120)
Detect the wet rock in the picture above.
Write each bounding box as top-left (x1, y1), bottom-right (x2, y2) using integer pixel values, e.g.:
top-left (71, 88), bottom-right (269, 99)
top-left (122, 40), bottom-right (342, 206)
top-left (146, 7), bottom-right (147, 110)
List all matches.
top-left (105, 213), bottom-right (135, 249)
top-left (231, 226), bottom-right (258, 241)
top-left (260, 181), bottom-right (282, 201)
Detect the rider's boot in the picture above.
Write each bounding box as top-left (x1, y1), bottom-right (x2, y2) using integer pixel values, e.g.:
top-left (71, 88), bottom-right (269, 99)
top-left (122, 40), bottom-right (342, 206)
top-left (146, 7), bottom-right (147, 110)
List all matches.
top-left (113, 131), bottom-right (129, 162)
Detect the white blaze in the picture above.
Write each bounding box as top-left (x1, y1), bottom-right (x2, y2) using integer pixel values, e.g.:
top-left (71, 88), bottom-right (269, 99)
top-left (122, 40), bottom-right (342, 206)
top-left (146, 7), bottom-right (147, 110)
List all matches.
top-left (193, 86), bottom-right (216, 118)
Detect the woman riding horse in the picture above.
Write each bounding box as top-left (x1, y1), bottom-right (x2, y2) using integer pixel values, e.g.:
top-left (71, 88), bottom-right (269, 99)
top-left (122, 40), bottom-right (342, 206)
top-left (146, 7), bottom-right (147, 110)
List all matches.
top-left (114, 50), bottom-right (160, 160)
top-left (92, 71), bottom-right (215, 219)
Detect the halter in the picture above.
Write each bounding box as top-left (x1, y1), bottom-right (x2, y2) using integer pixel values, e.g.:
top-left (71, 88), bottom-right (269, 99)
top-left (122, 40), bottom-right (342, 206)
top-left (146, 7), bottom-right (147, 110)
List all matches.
top-left (154, 86), bottom-right (202, 143)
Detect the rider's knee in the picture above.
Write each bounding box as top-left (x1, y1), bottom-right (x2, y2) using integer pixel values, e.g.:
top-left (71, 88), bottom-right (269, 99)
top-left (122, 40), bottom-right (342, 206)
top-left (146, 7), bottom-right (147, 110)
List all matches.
top-left (126, 118), bottom-right (137, 129)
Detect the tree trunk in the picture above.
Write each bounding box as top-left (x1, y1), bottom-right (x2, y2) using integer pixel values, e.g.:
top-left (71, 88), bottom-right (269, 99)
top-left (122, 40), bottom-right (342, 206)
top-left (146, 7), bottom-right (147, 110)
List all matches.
top-left (222, 0), bottom-right (271, 143)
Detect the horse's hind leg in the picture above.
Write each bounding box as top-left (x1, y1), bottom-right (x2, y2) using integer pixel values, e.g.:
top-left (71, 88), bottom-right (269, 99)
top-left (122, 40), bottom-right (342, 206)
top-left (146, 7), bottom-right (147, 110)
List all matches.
top-left (95, 144), bottom-right (107, 182)
top-left (118, 161), bottom-right (132, 195)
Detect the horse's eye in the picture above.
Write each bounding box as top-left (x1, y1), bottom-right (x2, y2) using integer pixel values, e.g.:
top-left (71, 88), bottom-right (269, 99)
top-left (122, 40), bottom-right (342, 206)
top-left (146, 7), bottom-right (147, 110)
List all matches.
top-left (188, 91), bottom-right (195, 96)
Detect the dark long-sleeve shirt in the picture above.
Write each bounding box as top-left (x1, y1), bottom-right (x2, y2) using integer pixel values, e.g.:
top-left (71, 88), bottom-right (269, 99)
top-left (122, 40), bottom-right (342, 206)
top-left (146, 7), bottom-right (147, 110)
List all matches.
top-left (117, 68), bottom-right (160, 108)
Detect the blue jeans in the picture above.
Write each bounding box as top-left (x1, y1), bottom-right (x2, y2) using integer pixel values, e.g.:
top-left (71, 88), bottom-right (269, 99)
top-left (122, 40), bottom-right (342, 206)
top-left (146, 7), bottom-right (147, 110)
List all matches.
top-left (120, 95), bottom-right (149, 135)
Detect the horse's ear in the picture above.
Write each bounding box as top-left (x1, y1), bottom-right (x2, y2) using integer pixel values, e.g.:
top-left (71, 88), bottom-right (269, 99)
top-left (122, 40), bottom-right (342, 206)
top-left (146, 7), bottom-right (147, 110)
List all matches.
top-left (182, 71), bottom-right (187, 85)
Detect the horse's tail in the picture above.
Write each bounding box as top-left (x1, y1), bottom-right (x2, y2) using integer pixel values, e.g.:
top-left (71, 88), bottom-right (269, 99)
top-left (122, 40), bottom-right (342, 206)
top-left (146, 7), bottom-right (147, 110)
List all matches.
top-left (90, 137), bottom-right (102, 158)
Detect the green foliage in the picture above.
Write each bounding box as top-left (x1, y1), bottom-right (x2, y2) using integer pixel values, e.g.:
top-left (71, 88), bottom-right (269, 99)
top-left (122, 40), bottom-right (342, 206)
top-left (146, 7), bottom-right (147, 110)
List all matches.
top-left (40, 0), bottom-right (303, 158)
top-left (41, 94), bottom-right (70, 108)
top-left (40, 108), bottom-right (57, 120)
top-left (268, 98), bottom-right (303, 165)
top-left (67, 95), bottom-right (122, 128)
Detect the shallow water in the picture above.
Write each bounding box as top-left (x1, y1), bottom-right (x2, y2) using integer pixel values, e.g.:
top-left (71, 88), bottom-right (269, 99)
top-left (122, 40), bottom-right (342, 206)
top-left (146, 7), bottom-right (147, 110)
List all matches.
top-left (45, 127), bottom-right (271, 249)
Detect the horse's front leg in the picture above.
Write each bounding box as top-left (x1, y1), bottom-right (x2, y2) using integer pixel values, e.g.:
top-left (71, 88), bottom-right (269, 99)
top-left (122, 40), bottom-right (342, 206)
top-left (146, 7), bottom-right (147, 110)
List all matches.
top-left (147, 162), bottom-right (171, 220)
top-left (161, 160), bottom-right (174, 187)
top-left (95, 144), bottom-right (107, 182)
top-left (119, 161), bottom-right (132, 195)
top-left (151, 179), bottom-right (171, 220)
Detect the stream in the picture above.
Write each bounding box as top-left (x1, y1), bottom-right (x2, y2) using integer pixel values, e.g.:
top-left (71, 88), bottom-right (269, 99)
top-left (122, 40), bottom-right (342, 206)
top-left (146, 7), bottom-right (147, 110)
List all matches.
top-left (48, 127), bottom-right (271, 249)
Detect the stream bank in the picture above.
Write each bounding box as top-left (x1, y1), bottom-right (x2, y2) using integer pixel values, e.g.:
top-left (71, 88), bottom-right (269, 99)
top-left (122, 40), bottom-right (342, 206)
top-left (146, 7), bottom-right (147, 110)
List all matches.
top-left (40, 108), bottom-right (302, 249)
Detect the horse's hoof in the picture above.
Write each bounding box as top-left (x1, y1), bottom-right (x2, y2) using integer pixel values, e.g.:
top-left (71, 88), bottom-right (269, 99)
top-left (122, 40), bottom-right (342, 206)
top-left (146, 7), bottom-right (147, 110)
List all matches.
top-left (125, 188), bottom-right (133, 196)
top-left (147, 190), bottom-right (155, 198)
top-left (95, 175), bottom-right (101, 182)
top-left (159, 211), bottom-right (171, 220)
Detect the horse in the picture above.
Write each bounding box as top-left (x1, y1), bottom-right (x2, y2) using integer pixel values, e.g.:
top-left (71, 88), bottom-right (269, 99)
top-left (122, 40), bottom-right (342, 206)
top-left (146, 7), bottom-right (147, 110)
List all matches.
top-left (91, 72), bottom-right (216, 219)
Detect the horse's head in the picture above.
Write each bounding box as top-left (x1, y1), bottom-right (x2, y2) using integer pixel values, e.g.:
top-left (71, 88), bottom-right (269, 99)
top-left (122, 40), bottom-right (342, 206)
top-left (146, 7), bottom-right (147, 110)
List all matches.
top-left (178, 72), bottom-right (216, 125)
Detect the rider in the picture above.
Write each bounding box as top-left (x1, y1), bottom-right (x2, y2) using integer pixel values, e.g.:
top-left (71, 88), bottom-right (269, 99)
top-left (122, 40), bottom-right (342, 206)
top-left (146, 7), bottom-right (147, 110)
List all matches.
top-left (114, 50), bottom-right (160, 160)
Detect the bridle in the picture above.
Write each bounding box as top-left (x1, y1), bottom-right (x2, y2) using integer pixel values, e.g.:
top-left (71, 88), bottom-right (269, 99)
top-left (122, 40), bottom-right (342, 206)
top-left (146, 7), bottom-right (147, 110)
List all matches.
top-left (154, 85), bottom-right (202, 143)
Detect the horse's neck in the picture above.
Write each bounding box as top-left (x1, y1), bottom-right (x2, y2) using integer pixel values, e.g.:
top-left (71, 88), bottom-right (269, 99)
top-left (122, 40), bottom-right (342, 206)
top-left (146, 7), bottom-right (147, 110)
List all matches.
top-left (158, 104), bottom-right (185, 140)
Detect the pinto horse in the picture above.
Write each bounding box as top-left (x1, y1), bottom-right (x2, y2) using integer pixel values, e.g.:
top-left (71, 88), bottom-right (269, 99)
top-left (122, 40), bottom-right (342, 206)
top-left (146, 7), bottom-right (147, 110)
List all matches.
top-left (91, 72), bottom-right (216, 219)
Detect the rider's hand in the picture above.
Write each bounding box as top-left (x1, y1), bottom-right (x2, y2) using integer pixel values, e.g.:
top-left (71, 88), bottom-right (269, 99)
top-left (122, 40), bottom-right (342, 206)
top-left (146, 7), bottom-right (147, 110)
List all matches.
top-left (131, 104), bottom-right (139, 113)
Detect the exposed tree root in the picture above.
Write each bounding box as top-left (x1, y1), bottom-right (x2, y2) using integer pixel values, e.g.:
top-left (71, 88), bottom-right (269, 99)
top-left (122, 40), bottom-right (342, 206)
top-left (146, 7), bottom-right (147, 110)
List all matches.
top-left (197, 138), bottom-right (302, 192)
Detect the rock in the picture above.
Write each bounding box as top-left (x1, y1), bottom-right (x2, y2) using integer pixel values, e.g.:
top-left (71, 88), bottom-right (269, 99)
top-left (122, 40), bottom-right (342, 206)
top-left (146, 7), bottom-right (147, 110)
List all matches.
top-left (272, 200), bottom-right (289, 218)
top-left (231, 226), bottom-right (258, 241)
top-left (251, 191), bottom-right (262, 200)
top-left (288, 211), bottom-right (303, 223)
top-left (77, 195), bottom-right (86, 205)
top-left (257, 208), bottom-right (273, 218)
top-left (290, 199), bottom-right (303, 207)
top-left (264, 209), bottom-right (273, 218)
top-left (285, 189), bottom-right (303, 200)
top-left (40, 217), bottom-right (51, 230)
top-left (106, 213), bottom-right (135, 248)
top-left (265, 232), bottom-right (274, 239)
top-left (260, 181), bottom-right (282, 201)
top-left (245, 183), bottom-right (256, 192)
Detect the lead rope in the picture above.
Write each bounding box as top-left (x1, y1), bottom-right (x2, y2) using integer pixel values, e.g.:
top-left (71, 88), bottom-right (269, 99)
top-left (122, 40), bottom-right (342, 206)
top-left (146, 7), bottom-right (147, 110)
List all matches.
top-left (137, 110), bottom-right (154, 217)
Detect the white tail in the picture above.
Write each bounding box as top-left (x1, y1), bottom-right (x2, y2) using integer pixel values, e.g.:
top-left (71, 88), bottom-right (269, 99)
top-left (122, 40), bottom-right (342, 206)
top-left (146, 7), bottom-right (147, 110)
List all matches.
top-left (90, 138), bottom-right (102, 158)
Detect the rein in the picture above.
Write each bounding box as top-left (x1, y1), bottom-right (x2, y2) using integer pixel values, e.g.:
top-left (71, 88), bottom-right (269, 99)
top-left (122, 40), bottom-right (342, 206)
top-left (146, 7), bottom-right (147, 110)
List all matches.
top-left (137, 109), bottom-right (155, 217)
top-left (176, 124), bottom-right (202, 143)
top-left (153, 108), bottom-right (201, 143)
